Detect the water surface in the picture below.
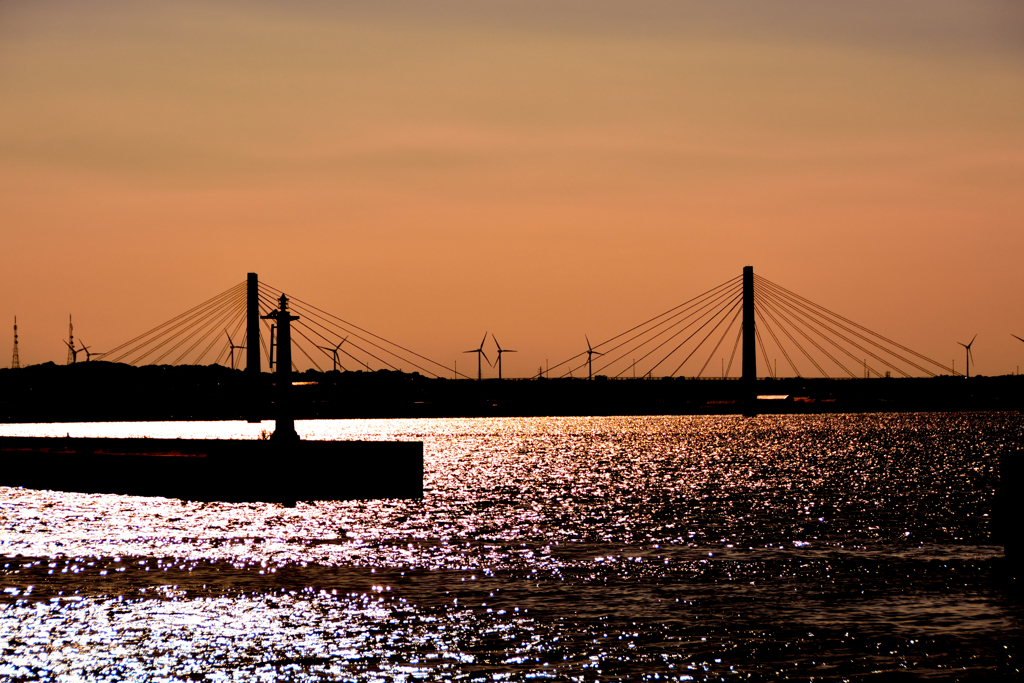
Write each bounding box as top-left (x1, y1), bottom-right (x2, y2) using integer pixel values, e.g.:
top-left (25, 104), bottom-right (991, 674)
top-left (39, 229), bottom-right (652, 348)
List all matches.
top-left (1, 414), bottom-right (1021, 680)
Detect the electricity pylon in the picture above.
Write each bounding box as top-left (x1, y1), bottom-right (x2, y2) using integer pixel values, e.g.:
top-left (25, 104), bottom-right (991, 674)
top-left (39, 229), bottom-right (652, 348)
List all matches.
top-left (11, 317), bottom-right (19, 369)
top-left (67, 315), bottom-right (75, 364)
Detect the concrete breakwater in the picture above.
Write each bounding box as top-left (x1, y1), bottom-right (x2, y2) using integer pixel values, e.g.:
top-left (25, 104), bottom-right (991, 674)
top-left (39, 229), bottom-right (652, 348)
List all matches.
top-left (0, 435), bottom-right (423, 503)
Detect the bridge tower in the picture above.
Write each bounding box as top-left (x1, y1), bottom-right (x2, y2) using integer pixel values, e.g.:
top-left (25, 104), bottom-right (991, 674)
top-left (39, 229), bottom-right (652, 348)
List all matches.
top-left (246, 273), bottom-right (260, 375)
top-left (11, 317), bottom-right (19, 369)
top-left (742, 266), bottom-right (757, 416)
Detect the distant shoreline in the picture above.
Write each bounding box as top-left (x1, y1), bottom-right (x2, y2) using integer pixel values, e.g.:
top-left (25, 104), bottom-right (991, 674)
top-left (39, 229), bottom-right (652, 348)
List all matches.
top-left (1, 361), bottom-right (1021, 423)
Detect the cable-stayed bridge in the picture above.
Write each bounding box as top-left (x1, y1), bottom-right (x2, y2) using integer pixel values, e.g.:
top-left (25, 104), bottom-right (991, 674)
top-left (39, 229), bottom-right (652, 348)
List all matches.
top-left (93, 268), bottom-right (955, 381)
top-left (99, 274), bottom-right (459, 378)
top-left (548, 267), bottom-right (954, 381)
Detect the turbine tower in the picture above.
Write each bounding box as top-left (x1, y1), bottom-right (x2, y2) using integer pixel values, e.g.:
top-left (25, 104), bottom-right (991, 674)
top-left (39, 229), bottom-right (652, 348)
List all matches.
top-left (225, 330), bottom-right (246, 370)
top-left (584, 335), bottom-right (603, 380)
top-left (318, 337), bottom-right (348, 372)
top-left (957, 334), bottom-right (976, 378)
top-left (78, 339), bottom-right (100, 362)
top-left (463, 332), bottom-right (490, 381)
top-left (491, 334), bottom-right (516, 380)
top-left (11, 317), bottom-right (19, 369)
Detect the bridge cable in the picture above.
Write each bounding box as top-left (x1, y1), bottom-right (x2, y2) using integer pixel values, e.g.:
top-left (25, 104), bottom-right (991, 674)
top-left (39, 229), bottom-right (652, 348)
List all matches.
top-left (725, 324), bottom-right (742, 378)
top-left (125, 288), bottom-right (243, 365)
top-left (257, 290), bottom-right (407, 374)
top-left (755, 275), bottom-right (951, 375)
top-left (754, 295), bottom-right (824, 377)
top-left (105, 283), bottom-right (246, 364)
top-left (101, 281), bottom-right (245, 362)
top-left (758, 294), bottom-right (854, 378)
top-left (595, 285), bottom-right (742, 378)
top-left (754, 305), bottom-right (800, 378)
top-left (171, 298), bottom-right (247, 366)
top-left (645, 290), bottom-right (743, 377)
top-left (254, 292), bottom-right (333, 373)
top-left (670, 296), bottom-right (742, 377)
top-left (127, 289), bottom-right (245, 366)
top-left (261, 289), bottom-right (435, 376)
top-left (155, 291), bottom-right (246, 366)
top-left (593, 279), bottom-right (742, 367)
top-left (287, 316), bottom-right (386, 373)
top-left (754, 325), bottom-right (774, 379)
top-left (543, 275), bottom-right (742, 378)
top-left (696, 304), bottom-right (743, 378)
top-left (757, 283), bottom-right (909, 377)
top-left (592, 281), bottom-right (743, 377)
top-left (757, 290), bottom-right (860, 378)
top-left (260, 283), bottom-right (455, 376)
top-left (666, 295), bottom-right (743, 377)
top-left (213, 309), bottom-right (248, 368)
top-left (195, 306), bottom-right (246, 366)
top-left (758, 286), bottom-right (903, 378)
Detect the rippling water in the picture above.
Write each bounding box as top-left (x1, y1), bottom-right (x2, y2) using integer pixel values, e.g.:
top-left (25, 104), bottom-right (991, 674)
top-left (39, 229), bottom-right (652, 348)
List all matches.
top-left (1, 413), bottom-right (1022, 681)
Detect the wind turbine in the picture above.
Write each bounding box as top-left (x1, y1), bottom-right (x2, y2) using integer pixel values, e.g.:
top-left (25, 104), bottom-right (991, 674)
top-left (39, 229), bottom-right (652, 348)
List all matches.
top-left (225, 330), bottom-right (246, 370)
top-left (491, 334), bottom-right (516, 380)
top-left (957, 334), bottom-right (977, 378)
top-left (77, 339), bottom-right (102, 362)
top-left (318, 337), bottom-right (348, 372)
top-left (584, 335), bottom-right (603, 380)
top-left (463, 332), bottom-right (490, 381)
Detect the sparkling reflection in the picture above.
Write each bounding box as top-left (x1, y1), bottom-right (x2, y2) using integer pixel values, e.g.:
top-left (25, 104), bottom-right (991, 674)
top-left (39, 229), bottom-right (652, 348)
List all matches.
top-left (1, 414), bottom-right (1022, 680)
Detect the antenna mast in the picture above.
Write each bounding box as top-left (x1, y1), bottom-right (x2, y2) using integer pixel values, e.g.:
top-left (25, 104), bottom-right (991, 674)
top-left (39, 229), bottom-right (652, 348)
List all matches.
top-left (11, 317), bottom-right (19, 369)
top-left (67, 315), bottom-right (74, 365)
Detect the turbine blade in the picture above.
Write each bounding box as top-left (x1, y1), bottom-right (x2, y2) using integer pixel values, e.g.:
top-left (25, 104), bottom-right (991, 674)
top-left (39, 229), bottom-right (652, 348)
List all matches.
top-left (481, 351), bottom-right (490, 364)
top-left (1013, 334), bottom-right (1024, 343)
top-left (970, 333), bottom-right (977, 345)
top-left (585, 334), bottom-right (592, 351)
top-left (491, 333), bottom-right (500, 350)
top-left (480, 332), bottom-right (488, 348)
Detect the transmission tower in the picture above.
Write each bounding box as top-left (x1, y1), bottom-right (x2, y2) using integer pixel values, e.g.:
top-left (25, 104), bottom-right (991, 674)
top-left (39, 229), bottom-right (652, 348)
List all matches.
top-left (11, 316), bottom-right (19, 369)
top-left (67, 315), bottom-right (74, 365)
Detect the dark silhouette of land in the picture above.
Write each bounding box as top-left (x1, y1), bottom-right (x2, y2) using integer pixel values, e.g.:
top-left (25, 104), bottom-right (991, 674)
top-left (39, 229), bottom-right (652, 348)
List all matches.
top-left (1, 361), bottom-right (1021, 423)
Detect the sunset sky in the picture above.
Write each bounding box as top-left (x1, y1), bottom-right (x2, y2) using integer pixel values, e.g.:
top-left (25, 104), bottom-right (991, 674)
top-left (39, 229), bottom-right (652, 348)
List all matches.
top-left (2, 1), bottom-right (1022, 377)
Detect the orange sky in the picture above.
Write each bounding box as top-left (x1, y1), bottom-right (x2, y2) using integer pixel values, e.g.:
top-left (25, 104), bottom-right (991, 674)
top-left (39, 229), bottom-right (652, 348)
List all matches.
top-left (2, 1), bottom-right (1023, 377)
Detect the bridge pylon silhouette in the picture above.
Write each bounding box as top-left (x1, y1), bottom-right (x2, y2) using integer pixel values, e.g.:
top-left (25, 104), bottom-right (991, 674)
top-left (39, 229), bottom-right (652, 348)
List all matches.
top-left (100, 272), bottom-right (461, 381)
top-left (98, 267), bottom-right (957, 417)
top-left (541, 264), bottom-right (955, 413)
top-left (742, 265), bottom-right (757, 416)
